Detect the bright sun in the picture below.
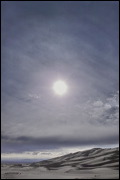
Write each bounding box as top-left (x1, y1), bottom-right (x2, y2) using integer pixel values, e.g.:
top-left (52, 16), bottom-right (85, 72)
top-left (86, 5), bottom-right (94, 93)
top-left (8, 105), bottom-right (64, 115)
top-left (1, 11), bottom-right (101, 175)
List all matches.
top-left (53, 80), bottom-right (68, 96)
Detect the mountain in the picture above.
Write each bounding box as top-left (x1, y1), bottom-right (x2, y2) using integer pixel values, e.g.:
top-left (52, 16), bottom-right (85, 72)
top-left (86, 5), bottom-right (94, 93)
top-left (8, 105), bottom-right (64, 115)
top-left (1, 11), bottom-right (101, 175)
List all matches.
top-left (31, 147), bottom-right (119, 170)
top-left (1, 147), bottom-right (119, 179)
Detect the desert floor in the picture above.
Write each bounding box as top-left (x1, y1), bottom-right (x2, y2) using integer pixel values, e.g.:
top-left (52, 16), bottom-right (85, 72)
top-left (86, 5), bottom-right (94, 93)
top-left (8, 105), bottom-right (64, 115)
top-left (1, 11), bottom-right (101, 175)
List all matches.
top-left (1, 164), bottom-right (119, 179)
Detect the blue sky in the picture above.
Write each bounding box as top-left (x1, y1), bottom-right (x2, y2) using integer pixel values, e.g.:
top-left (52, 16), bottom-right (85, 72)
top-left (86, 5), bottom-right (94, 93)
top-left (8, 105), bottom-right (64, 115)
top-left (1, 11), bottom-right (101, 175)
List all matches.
top-left (1, 1), bottom-right (119, 159)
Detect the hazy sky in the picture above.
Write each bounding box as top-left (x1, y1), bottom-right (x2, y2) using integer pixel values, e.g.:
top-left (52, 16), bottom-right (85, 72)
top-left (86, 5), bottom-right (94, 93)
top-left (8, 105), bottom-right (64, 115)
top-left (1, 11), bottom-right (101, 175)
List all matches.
top-left (1, 1), bottom-right (119, 158)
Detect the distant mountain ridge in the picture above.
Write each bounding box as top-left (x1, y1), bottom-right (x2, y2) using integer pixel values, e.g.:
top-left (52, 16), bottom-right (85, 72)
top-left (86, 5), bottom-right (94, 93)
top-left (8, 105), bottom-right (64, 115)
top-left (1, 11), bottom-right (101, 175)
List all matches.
top-left (31, 147), bottom-right (119, 170)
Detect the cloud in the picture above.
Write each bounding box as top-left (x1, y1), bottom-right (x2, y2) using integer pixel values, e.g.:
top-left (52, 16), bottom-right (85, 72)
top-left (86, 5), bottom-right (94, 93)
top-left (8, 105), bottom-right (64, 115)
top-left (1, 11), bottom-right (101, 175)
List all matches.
top-left (1, 146), bottom-right (95, 160)
top-left (1, 2), bottom-right (119, 153)
top-left (2, 91), bottom-right (119, 153)
top-left (1, 90), bottom-right (119, 152)
top-left (93, 100), bottom-right (103, 107)
top-left (84, 91), bottom-right (119, 125)
top-left (28, 93), bottom-right (41, 99)
top-left (2, 131), bottom-right (119, 154)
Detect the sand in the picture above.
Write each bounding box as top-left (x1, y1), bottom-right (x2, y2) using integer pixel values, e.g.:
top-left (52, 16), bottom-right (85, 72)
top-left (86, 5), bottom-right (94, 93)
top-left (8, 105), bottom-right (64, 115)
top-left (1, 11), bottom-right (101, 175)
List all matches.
top-left (1, 164), bottom-right (119, 179)
top-left (1, 147), bottom-right (119, 179)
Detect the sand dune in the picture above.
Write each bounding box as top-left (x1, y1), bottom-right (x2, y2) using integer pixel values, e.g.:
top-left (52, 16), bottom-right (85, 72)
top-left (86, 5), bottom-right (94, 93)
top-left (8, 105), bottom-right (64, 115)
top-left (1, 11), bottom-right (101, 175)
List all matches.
top-left (1, 147), bottom-right (119, 179)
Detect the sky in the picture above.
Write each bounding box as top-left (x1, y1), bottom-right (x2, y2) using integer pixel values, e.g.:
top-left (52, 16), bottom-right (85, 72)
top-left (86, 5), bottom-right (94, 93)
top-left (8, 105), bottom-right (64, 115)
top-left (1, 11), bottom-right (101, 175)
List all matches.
top-left (1, 1), bottom-right (119, 160)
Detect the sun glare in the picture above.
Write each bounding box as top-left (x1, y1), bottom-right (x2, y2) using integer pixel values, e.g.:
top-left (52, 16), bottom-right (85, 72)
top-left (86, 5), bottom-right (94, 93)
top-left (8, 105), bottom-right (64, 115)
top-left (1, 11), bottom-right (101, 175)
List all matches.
top-left (53, 80), bottom-right (68, 96)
